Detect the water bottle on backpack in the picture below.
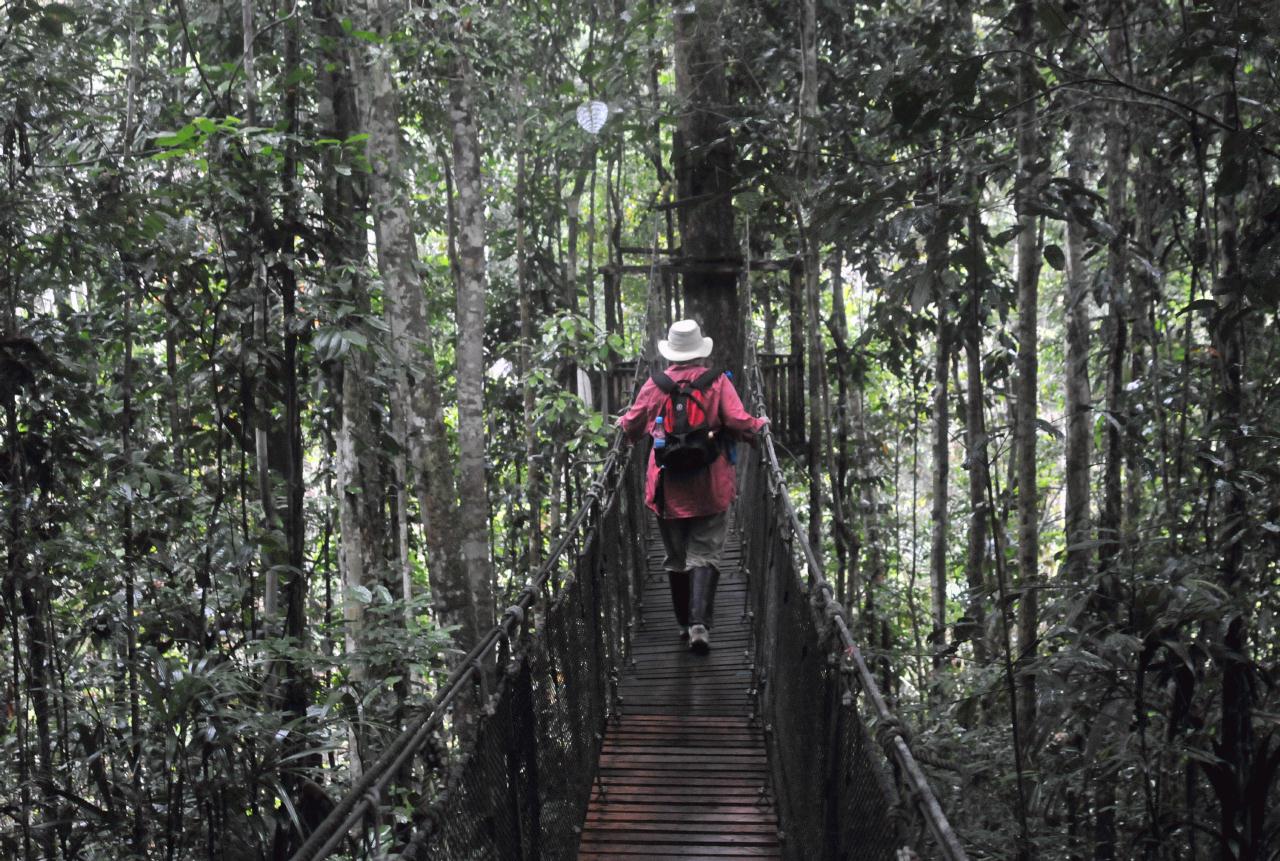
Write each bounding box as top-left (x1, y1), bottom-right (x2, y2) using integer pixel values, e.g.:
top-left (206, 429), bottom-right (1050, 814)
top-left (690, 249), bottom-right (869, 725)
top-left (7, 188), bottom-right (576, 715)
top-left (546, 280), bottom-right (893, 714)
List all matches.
top-left (652, 415), bottom-right (667, 451)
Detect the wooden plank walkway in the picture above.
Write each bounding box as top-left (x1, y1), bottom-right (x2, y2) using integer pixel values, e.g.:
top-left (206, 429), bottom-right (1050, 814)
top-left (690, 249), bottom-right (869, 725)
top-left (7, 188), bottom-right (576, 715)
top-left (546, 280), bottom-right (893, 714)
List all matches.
top-left (577, 515), bottom-right (782, 859)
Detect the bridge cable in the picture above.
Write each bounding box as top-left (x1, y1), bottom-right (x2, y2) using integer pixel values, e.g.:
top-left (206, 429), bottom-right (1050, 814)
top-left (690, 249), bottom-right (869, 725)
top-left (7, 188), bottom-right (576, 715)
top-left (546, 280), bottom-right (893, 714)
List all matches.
top-left (287, 267), bottom-right (658, 861)
top-left (744, 343), bottom-right (970, 861)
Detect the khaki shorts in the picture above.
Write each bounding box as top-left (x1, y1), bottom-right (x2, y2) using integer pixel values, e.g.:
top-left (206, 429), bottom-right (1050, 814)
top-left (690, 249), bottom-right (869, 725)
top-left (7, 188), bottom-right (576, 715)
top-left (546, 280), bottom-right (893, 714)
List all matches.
top-left (657, 511), bottom-right (729, 572)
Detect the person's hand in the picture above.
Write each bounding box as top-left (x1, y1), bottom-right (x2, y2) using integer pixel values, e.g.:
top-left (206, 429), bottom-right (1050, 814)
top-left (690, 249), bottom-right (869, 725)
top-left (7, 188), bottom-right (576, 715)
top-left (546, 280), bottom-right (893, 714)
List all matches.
top-left (757, 415), bottom-right (771, 428)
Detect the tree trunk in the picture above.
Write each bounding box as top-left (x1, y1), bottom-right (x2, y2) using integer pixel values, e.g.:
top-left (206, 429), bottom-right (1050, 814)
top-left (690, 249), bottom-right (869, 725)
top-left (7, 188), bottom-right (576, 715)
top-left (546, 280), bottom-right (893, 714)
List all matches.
top-left (1012, 0), bottom-right (1043, 735)
top-left (798, 0), bottom-right (823, 562)
top-left (605, 152), bottom-right (621, 343)
top-left (762, 277), bottom-right (777, 354)
top-left (954, 0), bottom-right (990, 665)
top-left (240, 0), bottom-right (287, 629)
top-left (357, 0), bottom-right (475, 649)
top-left (7, 373), bottom-right (54, 861)
top-left (827, 249), bottom-right (858, 604)
top-left (271, 13), bottom-right (316, 851)
top-left (336, 357), bottom-right (378, 687)
top-left (960, 211), bottom-right (991, 664)
top-left (1062, 103), bottom-right (1093, 586)
top-left (515, 82), bottom-right (542, 570)
top-left (278, 0), bottom-right (308, 667)
top-left (121, 297), bottom-right (147, 857)
top-left (672, 0), bottom-right (741, 377)
top-left (1210, 72), bottom-right (1254, 861)
top-left (788, 266), bottom-right (806, 443)
top-left (563, 143), bottom-right (596, 315)
top-left (929, 314), bottom-right (950, 662)
top-left (1094, 32), bottom-right (1130, 858)
top-left (449, 46), bottom-right (496, 634)
top-left (926, 160), bottom-right (952, 663)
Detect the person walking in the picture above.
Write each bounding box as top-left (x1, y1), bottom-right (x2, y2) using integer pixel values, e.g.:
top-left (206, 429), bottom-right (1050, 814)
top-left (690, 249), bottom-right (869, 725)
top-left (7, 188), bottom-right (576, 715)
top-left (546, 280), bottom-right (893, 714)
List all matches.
top-left (617, 320), bottom-right (768, 653)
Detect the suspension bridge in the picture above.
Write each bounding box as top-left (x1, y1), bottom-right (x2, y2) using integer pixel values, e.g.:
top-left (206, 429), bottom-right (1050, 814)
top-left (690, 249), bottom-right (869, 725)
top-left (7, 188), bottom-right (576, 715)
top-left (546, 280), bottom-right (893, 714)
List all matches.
top-left (285, 350), bottom-right (969, 861)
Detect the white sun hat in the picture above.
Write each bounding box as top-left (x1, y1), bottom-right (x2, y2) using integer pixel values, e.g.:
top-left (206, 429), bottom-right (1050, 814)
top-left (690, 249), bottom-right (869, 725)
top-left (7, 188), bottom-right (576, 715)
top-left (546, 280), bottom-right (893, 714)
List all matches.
top-left (658, 319), bottom-right (714, 363)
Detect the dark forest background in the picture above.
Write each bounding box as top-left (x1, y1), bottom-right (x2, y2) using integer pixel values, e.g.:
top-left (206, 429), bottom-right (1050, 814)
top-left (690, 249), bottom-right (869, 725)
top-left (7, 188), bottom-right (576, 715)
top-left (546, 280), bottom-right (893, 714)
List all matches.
top-left (1, 0), bottom-right (1278, 857)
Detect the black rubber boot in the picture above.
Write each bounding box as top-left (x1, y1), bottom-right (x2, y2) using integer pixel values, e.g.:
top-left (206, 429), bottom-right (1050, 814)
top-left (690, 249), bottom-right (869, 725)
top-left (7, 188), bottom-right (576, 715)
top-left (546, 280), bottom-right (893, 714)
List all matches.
top-left (688, 566), bottom-right (720, 626)
top-left (667, 570), bottom-right (691, 631)
top-left (688, 566), bottom-right (720, 653)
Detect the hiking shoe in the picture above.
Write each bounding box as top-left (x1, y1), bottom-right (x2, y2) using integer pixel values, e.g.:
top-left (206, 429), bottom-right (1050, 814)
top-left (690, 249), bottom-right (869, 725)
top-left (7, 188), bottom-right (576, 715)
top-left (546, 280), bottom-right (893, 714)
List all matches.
top-left (689, 624), bottom-right (710, 653)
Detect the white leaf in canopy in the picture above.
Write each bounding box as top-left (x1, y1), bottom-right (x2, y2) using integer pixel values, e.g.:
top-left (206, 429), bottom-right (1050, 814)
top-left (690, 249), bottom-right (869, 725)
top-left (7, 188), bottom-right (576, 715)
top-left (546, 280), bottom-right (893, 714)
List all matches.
top-left (487, 357), bottom-right (514, 379)
top-left (576, 100), bottom-right (609, 135)
top-left (620, 9), bottom-right (632, 21)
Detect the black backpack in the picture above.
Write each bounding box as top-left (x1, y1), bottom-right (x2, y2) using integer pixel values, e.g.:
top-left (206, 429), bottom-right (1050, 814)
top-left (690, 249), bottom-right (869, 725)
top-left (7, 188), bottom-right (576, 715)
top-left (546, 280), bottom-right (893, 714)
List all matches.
top-left (651, 367), bottom-right (722, 473)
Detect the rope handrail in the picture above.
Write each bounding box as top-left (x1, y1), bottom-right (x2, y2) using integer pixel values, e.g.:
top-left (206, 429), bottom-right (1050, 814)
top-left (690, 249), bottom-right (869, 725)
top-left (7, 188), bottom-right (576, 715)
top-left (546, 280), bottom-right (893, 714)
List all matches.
top-left (745, 348), bottom-right (970, 861)
top-left (288, 358), bottom-right (647, 861)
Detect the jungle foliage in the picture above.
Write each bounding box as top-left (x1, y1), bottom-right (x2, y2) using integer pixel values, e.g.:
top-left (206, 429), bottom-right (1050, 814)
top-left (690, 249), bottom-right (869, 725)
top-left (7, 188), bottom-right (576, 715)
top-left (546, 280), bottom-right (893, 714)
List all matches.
top-left (0, 0), bottom-right (1277, 858)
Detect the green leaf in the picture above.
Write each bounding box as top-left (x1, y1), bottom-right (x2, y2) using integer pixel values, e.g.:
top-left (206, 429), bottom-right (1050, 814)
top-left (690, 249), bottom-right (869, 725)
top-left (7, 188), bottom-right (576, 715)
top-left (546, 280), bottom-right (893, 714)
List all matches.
top-left (156, 124), bottom-right (197, 148)
top-left (990, 225), bottom-right (1023, 247)
top-left (1043, 245), bottom-right (1066, 271)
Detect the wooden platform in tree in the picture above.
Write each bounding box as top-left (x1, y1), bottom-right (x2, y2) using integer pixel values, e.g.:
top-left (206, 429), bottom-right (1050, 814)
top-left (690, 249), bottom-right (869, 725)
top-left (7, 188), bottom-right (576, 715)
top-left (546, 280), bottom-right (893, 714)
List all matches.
top-left (577, 516), bottom-right (782, 859)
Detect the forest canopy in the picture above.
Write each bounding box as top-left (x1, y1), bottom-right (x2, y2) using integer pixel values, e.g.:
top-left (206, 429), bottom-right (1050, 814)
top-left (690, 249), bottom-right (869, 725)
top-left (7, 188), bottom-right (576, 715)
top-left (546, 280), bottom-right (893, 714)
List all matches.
top-left (1, 0), bottom-right (1278, 858)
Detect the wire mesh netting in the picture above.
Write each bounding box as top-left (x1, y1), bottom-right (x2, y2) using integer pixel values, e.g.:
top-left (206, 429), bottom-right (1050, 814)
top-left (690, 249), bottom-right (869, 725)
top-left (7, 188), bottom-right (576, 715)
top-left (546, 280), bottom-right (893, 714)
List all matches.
top-left (736, 450), bottom-right (903, 861)
top-left (296, 354), bottom-right (965, 861)
top-left (400, 451), bottom-right (647, 860)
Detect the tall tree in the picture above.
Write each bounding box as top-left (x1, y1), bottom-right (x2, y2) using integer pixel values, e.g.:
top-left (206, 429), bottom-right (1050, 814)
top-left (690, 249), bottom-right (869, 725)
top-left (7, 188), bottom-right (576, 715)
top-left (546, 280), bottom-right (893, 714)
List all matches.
top-left (672, 0), bottom-right (741, 376)
top-left (929, 309), bottom-right (950, 661)
top-left (357, 0), bottom-right (476, 650)
top-left (448, 41), bottom-right (496, 634)
top-left (1012, 0), bottom-right (1044, 735)
top-left (959, 205), bottom-right (991, 664)
top-left (323, 0), bottom-right (384, 697)
top-left (1061, 105), bottom-right (1093, 587)
top-left (926, 164), bottom-right (953, 663)
top-left (1209, 57), bottom-right (1255, 861)
top-left (798, 0), bottom-right (824, 558)
top-left (1096, 6), bottom-right (1130, 622)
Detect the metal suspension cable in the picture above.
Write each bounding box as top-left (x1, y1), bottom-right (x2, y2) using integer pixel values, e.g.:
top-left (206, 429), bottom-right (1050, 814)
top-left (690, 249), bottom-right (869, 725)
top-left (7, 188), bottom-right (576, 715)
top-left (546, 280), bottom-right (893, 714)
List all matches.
top-left (289, 314), bottom-right (652, 861)
top-left (744, 348), bottom-right (970, 861)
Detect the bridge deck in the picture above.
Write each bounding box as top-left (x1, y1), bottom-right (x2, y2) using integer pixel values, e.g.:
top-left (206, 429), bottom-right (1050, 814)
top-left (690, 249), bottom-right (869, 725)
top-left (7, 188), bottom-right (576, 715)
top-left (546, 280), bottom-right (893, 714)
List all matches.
top-left (577, 515), bottom-right (782, 859)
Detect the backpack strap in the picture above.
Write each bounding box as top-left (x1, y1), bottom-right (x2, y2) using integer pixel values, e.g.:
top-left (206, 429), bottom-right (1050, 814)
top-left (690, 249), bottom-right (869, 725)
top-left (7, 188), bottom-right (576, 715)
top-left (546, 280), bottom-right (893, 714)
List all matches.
top-left (691, 367), bottom-right (721, 390)
top-left (652, 367), bottom-right (719, 392)
top-left (651, 370), bottom-right (677, 394)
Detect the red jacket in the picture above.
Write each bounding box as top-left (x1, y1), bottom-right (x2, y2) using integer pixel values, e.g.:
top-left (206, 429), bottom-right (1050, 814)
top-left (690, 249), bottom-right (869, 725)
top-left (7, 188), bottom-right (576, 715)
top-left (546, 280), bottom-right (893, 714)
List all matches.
top-left (618, 364), bottom-right (766, 518)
